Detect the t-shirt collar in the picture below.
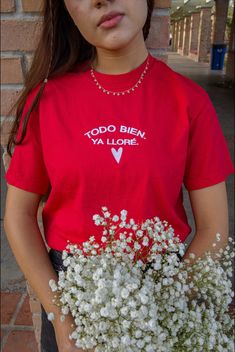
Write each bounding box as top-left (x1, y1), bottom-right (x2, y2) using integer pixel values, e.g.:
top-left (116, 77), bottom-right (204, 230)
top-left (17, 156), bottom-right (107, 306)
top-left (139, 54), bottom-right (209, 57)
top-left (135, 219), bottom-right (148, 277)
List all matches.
top-left (86, 52), bottom-right (155, 92)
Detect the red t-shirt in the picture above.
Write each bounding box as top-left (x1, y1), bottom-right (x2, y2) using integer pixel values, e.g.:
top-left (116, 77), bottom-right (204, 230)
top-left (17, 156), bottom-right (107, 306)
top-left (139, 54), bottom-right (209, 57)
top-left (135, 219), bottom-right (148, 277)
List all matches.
top-left (5, 53), bottom-right (234, 250)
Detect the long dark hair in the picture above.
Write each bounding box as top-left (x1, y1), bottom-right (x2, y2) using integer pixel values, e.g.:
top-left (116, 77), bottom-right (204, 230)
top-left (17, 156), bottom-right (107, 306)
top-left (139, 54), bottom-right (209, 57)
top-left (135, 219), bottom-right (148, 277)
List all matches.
top-left (6, 0), bottom-right (154, 157)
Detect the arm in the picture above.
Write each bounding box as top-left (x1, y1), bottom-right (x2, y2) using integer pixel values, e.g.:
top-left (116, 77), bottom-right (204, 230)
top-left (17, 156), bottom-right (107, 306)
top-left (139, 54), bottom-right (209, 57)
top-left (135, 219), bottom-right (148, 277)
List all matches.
top-left (183, 181), bottom-right (230, 262)
top-left (3, 185), bottom-right (60, 314)
top-left (3, 185), bottom-right (87, 352)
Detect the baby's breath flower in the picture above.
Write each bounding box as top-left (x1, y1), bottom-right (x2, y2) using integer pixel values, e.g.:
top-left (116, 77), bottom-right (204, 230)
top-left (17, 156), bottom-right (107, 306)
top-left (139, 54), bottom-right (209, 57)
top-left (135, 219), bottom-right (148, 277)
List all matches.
top-left (48, 209), bottom-right (233, 351)
top-left (216, 233), bottom-right (221, 241)
top-left (47, 312), bottom-right (55, 321)
top-left (136, 230), bottom-right (143, 238)
top-left (49, 279), bottom-right (57, 292)
top-left (134, 242), bottom-right (141, 250)
top-left (120, 210), bottom-right (128, 223)
top-left (94, 219), bottom-right (101, 226)
top-left (142, 236), bottom-right (149, 246)
top-left (112, 215), bottom-right (119, 222)
top-left (61, 306), bottom-right (69, 315)
top-left (189, 253), bottom-right (196, 260)
top-left (62, 251), bottom-right (68, 260)
top-left (119, 233), bottom-right (126, 240)
top-left (121, 288), bottom-right (130, 299)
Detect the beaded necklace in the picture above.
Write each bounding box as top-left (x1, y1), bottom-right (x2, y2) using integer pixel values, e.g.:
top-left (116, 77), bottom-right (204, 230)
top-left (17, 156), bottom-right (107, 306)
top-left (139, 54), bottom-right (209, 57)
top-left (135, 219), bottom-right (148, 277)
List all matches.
top-left (90, 56), bottom-right (150, 96)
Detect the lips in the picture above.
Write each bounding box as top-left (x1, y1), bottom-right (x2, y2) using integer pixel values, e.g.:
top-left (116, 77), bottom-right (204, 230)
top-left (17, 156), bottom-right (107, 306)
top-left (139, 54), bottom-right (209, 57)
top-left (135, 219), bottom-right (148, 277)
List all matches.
top-left (97, 11), bottom-right (124, 27)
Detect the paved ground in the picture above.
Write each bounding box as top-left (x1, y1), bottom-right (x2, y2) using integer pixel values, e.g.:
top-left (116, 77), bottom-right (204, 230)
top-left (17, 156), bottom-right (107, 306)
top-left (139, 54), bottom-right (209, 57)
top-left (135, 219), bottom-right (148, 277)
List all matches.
top-left (1, 292), bottom-right (38, 352)
top-left (1, 52), bottom-right (234, 351)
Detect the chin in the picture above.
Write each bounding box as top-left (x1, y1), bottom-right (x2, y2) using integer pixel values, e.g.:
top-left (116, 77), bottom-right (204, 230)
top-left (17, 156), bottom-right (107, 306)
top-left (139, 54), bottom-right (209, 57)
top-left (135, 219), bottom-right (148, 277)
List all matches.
top-left (101, 42), bottom-right (130, 51)
top-left (99, 34), bottom-right (138, 51)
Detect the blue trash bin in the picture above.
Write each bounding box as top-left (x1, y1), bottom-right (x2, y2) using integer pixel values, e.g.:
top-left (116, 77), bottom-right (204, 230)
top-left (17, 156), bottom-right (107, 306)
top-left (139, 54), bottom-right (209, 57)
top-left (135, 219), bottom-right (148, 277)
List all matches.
top-left (211, 44), bottom-right (227, 70)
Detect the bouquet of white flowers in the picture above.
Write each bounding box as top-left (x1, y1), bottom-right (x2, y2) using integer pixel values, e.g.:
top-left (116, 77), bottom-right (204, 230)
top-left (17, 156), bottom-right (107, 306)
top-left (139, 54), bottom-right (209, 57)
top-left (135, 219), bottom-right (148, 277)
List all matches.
top-left (49, 207), bottom-right (234, 352)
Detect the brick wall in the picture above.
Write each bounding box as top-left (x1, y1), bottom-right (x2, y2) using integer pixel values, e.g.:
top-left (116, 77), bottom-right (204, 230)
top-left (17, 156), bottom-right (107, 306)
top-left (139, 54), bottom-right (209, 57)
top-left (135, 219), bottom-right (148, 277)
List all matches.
top-left (1, 0), bottom-right (43, 188)
top-left (1, 1), bottom-right (43, 350)
top-left (147, 0), bottom-right (171, 61)
top-left (1, 0), bottom-right (171, 350)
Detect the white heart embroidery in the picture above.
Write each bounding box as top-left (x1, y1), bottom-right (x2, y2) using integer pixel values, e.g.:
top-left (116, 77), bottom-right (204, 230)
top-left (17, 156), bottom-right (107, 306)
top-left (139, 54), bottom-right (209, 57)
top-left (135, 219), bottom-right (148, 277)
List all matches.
top-left (111, 147), bottom-right (123, 164)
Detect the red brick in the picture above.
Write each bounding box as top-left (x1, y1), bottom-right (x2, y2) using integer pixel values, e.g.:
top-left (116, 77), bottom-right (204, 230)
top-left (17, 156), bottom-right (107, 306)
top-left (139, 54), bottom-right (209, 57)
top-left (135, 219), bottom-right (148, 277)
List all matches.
top-left (213, 0), bottom-right (229, 44)
top-left (1, 57), bottom-right (24, 84)
top-left (177, 19), bottom-right (184, 50)
top-left (189, 12), bottom-right (201, 53)
top-left (183, 16), bottom-right (191, 55)
top-left (0, 118), bottom-right (13, 147)
top-left (1, 89), bottom-right (22, 116)
top-left (0, 292), bottom-right (21, 324)
top-left (155, 0), bottom-right (171, 8)
top-left (198, 8), bottom-right (212, 62)
top-left (1, 19), bottom-right (42, 51)
top-left (2, 150), bottom-right (12, 172)
top-left (21, 0), bottom-right (43, 12)
top-left (3, 331), bottom-right (38, 352)
top-left (147, 15), bottom-right (169, 49)
top-left (0, 0), bottom-right (15, 12)
top-left (15, 296), bottom-right (33, 326)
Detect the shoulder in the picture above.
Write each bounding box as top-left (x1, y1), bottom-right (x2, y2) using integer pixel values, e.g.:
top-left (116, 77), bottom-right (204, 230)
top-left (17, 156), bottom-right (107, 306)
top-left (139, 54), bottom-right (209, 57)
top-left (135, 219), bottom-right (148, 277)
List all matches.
top-left (28, 64), bottom-right (89, 104)
top-left (151, 56), bottom-right (213, 119)
top-left (153, 56), bottom-right (209, 99)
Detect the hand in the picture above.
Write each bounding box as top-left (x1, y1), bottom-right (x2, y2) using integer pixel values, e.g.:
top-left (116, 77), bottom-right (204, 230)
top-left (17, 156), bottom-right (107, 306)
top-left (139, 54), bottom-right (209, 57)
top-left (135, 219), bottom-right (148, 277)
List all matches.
top-left (53, 313), bottom-right (95, 352)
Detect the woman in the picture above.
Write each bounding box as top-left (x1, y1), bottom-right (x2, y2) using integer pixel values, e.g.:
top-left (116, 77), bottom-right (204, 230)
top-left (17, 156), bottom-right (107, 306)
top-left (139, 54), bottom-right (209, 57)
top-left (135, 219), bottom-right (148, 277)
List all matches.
top-left (3, 0), bottom-right (234, 351)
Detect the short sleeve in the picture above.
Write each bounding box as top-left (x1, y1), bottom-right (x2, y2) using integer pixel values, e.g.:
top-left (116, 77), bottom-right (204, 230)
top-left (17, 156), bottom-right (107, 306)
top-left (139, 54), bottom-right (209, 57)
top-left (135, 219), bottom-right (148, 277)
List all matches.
top-left (183, 91), bottom-right (234, 191)
top-left (5, 87), bottom-right (51, 196)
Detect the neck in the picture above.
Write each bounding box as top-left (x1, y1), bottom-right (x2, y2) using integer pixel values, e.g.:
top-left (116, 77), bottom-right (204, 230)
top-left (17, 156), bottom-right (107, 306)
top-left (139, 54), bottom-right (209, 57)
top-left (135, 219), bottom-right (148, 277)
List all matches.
top-left (92, 34), bottom-right (149, 74)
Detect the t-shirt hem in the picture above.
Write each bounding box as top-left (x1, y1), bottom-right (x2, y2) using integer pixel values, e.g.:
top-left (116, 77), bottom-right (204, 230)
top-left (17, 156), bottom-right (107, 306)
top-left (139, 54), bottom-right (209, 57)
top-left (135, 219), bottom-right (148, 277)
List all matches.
top-left (184, 169), bottom-right (235, 191)
top-left (5, 172), bottom-right (47, 196)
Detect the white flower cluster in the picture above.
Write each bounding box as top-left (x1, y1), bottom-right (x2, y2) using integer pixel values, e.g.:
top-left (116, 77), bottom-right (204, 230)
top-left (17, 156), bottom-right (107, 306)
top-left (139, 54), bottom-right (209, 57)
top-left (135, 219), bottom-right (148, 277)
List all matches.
top-left (49, 207), bottom-right (234, 352)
